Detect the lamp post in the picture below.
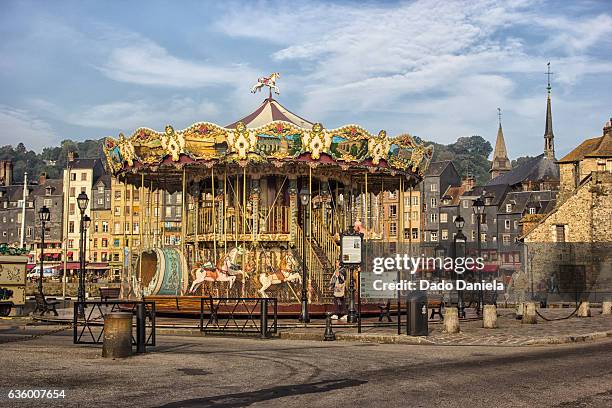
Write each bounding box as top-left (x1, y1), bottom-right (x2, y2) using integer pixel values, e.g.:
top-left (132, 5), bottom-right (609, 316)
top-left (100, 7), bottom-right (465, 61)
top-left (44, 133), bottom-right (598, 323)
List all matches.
top-left (453, 215), bottom-right (466, 318)
top-left (473, 196), bottom-right (485, 315)
top-left (37, 206), bottom-right (51, 296)
top-left (77, 192), bottom-right (89, 318)
top-left (299, 186), bottom-right (310, 323)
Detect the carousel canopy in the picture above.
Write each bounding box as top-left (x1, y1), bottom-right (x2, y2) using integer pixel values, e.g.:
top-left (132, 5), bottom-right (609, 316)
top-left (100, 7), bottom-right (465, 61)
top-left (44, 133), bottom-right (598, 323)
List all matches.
top-left (102, 82), bottom-right (434, 181)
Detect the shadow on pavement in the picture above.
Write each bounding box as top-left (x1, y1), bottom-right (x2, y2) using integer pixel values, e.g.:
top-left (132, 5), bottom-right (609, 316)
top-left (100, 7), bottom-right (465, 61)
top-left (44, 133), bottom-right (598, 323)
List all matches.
top-left (156, 378), bottom-right (367, 408)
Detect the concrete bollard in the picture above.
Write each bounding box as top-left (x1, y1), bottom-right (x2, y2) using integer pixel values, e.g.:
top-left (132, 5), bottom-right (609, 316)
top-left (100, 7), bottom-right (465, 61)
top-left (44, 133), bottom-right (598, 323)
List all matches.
top-left (602, 300), bottom-right (612, 315)
top-left (444, 307), bottom-right (460, 333)
top-left (102, 312), bottom-right (132, 358)
top-left (577, 301), bottom-right (591, 317)
top-left (483, 305), bottom-right (497, 329)
top-left (522, 302), bottom-right (537, 324)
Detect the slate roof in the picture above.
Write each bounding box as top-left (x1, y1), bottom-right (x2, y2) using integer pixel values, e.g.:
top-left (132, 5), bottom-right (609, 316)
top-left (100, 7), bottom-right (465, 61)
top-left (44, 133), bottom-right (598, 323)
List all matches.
top-left (462, 184), bottom-right (509, 206)
top-left (424, 160), bottom-right (452, 177)
top-left (499, 190), bottom-right (557, 215)
top-left (486, 154), bottom-right (559, 187)
top-left (67, 158), bottom-right (101, 169)
top-left (94, 174), bottom-right (111, 187)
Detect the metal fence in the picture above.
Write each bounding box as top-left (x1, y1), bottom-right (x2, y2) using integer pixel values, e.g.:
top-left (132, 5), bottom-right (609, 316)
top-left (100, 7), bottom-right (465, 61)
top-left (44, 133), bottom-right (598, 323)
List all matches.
top-left (73, 300), bottom-right (156, 350)
top-left (199, 297), bottom-right (277, 338)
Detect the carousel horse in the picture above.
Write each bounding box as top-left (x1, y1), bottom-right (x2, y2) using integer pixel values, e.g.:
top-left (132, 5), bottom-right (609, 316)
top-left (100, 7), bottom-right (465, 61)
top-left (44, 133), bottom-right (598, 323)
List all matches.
top-left (189, 247), bottom-right (248, 293)
top-left (251, 72), bottom-right (280, 95)
top-left (258, 251), bottom-right (302, 297)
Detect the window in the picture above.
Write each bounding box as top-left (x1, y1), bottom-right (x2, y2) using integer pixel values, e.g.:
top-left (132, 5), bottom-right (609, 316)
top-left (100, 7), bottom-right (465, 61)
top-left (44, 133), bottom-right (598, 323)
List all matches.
top-left (93, 238), bottom-right (98, 248)
top-left (555, 225), bottom-right (566, 242)
top-left (430, 184), bottom-right (437, 192)
top-left (502, 234), bottom-right (511, 245)
top-left (114, 222), bottom-right (121, 234)
top-left (69, 203), bottom-right (75, 215)
top-left (165, 207), bottom-right (172, 217)
top-left (98, 186), bottom-right (105, 195)
top-left (81, 172), bottom-right (87, 181)
top-left (462, 200), bottom-right (469, 208)
top-left (471, 230), bottom-right (476, 240)
top-left (70, 187), bottom-right (76, 197)
top-left (124, 206), bottom-right (130, 215)
top-left (481, 233), bottom-right (487, 242)
top-left (529, 207), bottom-right (536, 214)
top-left (429, 213), bottom-right (437, 223)
top-left (94, 222), bottom-right (99, 233)
top-left (388, 191), bottom-right (397, 199)
top-left (115, 191), bottom-right (121, 200)
top-left (125, 222), bottom-right (130, 233)
top-left (412, 211), bottom-right (418, 221)
top-left (133, 190), bottom-right (140, 201)
top-left (440, 213), bottom-right (448, 223)
top-left (92, 252), bottom-right (98, 262)
top-left (68, 239), bottom-right (74, 249)
top-left (114, 206), bottom-right (120, 216)
top-left (441, 229), bottom-right (448, 240)
top-left (102, 221), bottom-right (109, 233)
top-left (102, 238), bottom-right (108, 248)
top-left (430, 197), bottom-right (437, 208)
top-left (506, 203), bottom-right (512, 212)
top-left (70, 172), bottom-right (76, 181)
top-left (504, 219), bottom-right (511, 230)
top-left (133, 222), bottom-right (139, 234)
top-left (389, 222), bottom-right (397, 236)
top-left (26, 227), bottom-right (33, 237)
top-left (389, 205), bottom-right (397, 217)
top-left (412, 228), bottom-right (419, 239)
top-left (69, 221), bottom-right (74, 233)
top-left (114, 239), bottom-right (120, 247)
top-left (44, 198), bottom-right (52, 207)
top-left (97, 198), bottom-right (104, 205)
top-left (514, 220), bottom-right (518, 230)
top-left (126, 190), bottom-right (131, 200)
top-left (176, 207), bottom-right (182, 217)
top-left (430, 232), bottom-right (438, 241)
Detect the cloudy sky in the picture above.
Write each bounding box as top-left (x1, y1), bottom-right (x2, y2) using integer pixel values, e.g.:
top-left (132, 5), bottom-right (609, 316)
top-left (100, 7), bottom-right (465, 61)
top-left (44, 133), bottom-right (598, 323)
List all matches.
top-left (0, 0), bottom-right (611, 159)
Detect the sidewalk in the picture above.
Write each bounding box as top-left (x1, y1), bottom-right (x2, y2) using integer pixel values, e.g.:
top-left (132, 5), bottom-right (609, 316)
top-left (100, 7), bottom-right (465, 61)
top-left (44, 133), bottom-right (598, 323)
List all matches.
top-left (280, 308), bottom-right (612, 346)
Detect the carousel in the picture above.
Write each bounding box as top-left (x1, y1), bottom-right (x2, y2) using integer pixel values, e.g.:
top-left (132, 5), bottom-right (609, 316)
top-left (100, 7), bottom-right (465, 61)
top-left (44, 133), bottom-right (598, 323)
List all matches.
top-left (102, 73), bottom-right (434, 315)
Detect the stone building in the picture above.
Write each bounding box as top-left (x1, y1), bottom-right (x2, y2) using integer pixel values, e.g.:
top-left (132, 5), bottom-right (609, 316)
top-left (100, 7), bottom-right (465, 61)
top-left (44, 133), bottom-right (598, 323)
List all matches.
top-left (91, 174), bottom-right (113, 278)
top-left (523, 118), bottom-right (612, 299)
top-left (421, 161), bottom-right (461, 245)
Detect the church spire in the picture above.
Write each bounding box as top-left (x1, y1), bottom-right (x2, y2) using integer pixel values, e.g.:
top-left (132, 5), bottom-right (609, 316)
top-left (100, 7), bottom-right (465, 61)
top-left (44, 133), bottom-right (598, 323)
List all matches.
top-left (490, 107), bottom-right (512, 179)
top-left (544, 62), bottom-right (555, 160)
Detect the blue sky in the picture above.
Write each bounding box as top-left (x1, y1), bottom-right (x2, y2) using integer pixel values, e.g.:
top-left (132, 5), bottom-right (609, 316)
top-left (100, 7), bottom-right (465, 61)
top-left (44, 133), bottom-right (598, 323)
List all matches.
top-left (0, 0), bottom-right (611, 159)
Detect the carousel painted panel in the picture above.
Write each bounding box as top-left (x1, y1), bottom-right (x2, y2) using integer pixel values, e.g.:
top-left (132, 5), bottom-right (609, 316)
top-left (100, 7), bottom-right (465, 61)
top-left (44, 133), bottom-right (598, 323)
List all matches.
top-left (328, 125), bottom-right (370, 162)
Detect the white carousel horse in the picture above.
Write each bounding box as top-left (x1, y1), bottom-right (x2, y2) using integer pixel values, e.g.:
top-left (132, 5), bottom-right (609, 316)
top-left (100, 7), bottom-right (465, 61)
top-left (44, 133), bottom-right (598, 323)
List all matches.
top-left (251, 72), bottom-right (280, 95)
top-left (258, 251), bottom-right (302, 297)
top-left (189, 247), bottom-right (248, 293)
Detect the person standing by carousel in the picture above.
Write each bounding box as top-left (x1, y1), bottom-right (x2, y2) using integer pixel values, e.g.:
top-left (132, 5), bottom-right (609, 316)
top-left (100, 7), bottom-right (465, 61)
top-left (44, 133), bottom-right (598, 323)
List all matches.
top-left (329, 260), bottom-right (347, 320)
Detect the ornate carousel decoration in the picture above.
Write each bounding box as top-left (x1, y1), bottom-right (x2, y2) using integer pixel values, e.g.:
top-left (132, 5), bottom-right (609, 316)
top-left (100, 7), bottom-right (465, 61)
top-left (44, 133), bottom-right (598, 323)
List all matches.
top-left (102, 73), bottom-right (434, 304)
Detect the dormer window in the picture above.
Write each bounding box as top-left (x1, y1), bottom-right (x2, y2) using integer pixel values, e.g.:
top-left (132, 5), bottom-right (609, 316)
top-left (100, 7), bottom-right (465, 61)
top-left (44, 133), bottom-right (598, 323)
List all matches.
top-left (45, 186), bottom-right (53, 196)
top-left (506, 203), bottom-right (512, 212)
top-left (529, 207), bottom-right (536, 214)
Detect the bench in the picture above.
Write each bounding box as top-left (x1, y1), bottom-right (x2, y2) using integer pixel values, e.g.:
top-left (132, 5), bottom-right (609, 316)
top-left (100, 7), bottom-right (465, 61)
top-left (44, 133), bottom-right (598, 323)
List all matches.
top-left (378, 297), bottom-right (444, 322)
top-left (34, 293), bottom-right (59, 316)
top-left (99, 287), bottom-right (121, 302)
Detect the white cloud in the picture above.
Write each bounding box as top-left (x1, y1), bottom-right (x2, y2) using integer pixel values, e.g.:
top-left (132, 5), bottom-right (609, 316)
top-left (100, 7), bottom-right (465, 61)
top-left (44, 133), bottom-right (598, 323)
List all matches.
top-left (0, 106), bottom-right (56, 151)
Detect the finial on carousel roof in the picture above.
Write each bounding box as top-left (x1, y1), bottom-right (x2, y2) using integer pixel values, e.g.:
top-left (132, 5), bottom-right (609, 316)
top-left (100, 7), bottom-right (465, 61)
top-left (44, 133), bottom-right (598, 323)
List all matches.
top-left (251, 72), bottom-right (281, 98)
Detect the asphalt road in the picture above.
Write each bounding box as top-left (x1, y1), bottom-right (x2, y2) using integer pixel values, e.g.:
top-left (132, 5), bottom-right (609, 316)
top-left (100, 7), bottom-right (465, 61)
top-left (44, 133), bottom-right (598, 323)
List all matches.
top-left (0, 326), bottom-right (611, 408)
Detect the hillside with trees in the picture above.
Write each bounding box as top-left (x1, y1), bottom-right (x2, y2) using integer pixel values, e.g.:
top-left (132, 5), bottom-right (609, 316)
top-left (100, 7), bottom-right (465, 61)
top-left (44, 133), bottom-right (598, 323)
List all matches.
top-left (1, 135), bottom-right (494, 185)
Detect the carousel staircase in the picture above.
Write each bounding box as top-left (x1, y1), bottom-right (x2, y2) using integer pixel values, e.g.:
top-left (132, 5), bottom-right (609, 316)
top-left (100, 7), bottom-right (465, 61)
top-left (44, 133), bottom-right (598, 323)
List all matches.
top-left (295, 224), bottom-right (337, 303)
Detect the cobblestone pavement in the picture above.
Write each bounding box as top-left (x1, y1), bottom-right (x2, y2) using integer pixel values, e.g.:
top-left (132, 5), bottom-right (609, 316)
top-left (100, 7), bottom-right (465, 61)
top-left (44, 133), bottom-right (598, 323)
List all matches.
top-left (281, 308), bottom-right (612, 346)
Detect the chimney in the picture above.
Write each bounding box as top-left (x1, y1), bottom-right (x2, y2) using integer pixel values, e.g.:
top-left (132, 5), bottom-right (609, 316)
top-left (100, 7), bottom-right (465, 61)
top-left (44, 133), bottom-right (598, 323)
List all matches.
top-left (39, 172), bottom-right (47, 185)
top-left (0, 160), bottom-right (13, 186)
top-left (68, 151), bottom-right (78, 162)
top-left (461, 175), bottom-right (475, 190)
top-left (604, 117), bottom-right (612, 137)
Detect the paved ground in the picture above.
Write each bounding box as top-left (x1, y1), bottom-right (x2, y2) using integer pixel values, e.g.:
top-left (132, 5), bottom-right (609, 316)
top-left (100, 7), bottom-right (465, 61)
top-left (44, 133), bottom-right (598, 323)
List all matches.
top-left (1, 317), bottom-right (612, 407)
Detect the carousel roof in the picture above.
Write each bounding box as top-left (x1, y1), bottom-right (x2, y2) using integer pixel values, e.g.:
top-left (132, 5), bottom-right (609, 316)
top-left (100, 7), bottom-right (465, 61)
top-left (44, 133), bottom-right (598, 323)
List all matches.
top-left (226, 97), bottom-right (313, 130)
top-left (102, 95), bottom-right (434, 181)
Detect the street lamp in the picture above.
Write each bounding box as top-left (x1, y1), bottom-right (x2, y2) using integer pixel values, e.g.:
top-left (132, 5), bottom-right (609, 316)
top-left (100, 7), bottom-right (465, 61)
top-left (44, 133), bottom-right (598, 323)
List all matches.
top-left (77, 192), bottom-right (89, 318)
top-left (299, 186), bottom-right (310, 323)
top-left (473, 196), bottom-right (485, 315)
top-left (37, 206), bottom-right (51, 296)
top-left (453, 215), bottom-right (467, 318)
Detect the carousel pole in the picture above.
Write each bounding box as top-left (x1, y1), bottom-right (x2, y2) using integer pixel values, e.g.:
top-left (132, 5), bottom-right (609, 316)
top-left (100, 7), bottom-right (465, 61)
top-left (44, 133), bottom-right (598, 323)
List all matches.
top-left (243, 167), bottom-right (247, 247)
top-left (235, 173), bottom-right (239, 248)
top-left (139, 174), bottom-right (144, 291)
top-left (194, 182), bottom-right (199, 264)
top-left (224, 170), bottom-right (227, 254)
top-left (181, 168), bottom-right (186, 259)
top-left (308, 166), bottom-right (312, 302)
top-left (409, 182), bottom-right (413, 258)
top-left (211, 167), bottom-right (216, 263)
top-left (161, 178), bottom-right (166, 247)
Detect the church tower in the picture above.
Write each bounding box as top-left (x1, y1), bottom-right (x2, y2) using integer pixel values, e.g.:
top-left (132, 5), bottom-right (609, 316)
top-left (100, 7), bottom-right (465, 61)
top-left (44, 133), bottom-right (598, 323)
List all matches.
top-left (490, 108), bottom-right (512, 179)
top-left (544, 62), bottom-right (556, 160)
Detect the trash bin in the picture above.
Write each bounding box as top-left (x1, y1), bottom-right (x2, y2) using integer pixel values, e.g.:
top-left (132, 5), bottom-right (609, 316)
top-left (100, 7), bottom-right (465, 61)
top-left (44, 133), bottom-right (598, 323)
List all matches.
top-left (406, 290), bottom-right (428, 336)
top-left (102, 312), bottom-right (133, 358)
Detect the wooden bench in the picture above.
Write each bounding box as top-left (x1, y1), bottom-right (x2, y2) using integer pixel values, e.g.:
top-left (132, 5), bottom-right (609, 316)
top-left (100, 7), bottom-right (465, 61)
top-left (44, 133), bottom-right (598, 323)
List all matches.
top-left (34, 293), bottom-right (59, 316)
top-left (428, 296), bottom-right (444, 320)
top-left (378, 300), bottom-right (392, 322)
top-left (99, 287), bottom-right (121, 302)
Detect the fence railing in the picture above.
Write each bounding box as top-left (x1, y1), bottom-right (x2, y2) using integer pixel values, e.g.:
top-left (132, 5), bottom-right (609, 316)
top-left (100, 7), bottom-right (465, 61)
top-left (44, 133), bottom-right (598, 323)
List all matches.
top-left (199, 297), bottom-right (277, 338)
top-left (191, 206), bottom-right (290, 236)
top-left (73, 300), bottom-right (155, 350)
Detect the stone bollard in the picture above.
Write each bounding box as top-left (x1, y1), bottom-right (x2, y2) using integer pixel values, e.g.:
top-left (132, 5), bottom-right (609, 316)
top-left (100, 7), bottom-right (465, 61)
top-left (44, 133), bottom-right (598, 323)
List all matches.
top-left (522, 302), bottom-right (537, 324)
top-left (602, 300), bottom-right (612, 315)
top-left (102, 312), bottom-right (132, 358)
top-left (444, 307), bottom-right (460, 333)
top-left (483, 305), bottom-right (497, 329)
top-left (577, 301), bottom-right (591, 317)
top-left (323, 312), bottom-right (336, 341)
